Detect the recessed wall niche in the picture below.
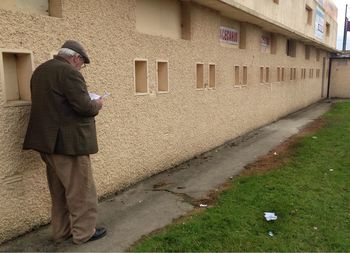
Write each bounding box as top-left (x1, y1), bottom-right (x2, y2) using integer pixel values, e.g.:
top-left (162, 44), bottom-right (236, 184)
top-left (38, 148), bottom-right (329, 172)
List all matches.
top-left (0, 0), bottom-right (62, 17)
top-left (157, 61), bottom-right (169, 93)
top-left (134, 59), bottom-right (148, 94)
top-left (0, 49), bottom-right (34, 102)
top-left (196, 63), bottom-right (204, 89)
top-left (208, 64), bottom-right (216, 88)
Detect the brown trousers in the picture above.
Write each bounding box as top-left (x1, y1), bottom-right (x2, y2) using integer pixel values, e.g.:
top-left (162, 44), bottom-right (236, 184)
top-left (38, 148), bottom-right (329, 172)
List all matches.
top-left (40, 153), bottom-right (97, 244)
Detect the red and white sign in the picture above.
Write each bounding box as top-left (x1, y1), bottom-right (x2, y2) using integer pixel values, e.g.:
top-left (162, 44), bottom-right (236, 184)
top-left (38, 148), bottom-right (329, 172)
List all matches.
top-left (220, 26), bottom-right (239, 45)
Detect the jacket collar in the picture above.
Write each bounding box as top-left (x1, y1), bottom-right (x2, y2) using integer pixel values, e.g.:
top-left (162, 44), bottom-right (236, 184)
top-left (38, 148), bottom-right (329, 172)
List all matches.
top-left (54, 55), bottom-right (71, 65)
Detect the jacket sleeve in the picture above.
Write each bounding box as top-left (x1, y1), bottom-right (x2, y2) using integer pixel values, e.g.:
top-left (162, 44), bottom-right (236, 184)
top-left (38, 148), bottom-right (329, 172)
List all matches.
top-left (62, 68), bottom-right (102, 117)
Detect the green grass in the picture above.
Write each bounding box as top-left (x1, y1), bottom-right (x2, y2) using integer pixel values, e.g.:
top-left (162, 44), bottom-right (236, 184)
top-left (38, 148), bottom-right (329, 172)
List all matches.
top-left (132, 102), bottom-right (350, 252)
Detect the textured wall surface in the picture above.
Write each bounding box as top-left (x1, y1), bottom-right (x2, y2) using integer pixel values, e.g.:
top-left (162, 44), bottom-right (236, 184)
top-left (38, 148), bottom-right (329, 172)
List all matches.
top-left (0, 0), bottom-right (332, 243)
top-left (223, 0), bottom-right (338, 48)
top-left (330, 58), bottom-right (350, 97)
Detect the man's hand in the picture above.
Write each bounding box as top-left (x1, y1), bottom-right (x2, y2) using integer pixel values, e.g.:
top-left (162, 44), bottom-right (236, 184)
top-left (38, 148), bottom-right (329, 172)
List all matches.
top-left (95, 98), bottom-right (103, 109)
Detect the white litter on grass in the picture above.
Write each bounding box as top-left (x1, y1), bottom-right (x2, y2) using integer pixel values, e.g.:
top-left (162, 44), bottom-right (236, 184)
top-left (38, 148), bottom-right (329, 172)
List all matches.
top-left (268, 231), bottom-right (274, 237)
top-left (199, 204), bottom-right (208, 208)
top-left (329, 169), bottom-right (334, 172)
top-left (273, 152), bottom-right (278, 156)
top-left (313, 226), bottom-right (318, 230)
top-left (312, 136), bottom-right (318, 139)
top-left (264, 212), bottom-right (278, 221)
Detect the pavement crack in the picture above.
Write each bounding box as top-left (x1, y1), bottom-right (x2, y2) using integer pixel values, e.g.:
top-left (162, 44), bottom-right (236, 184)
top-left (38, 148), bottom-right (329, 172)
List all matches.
top-left (152, 188), bottom-right (197, 206)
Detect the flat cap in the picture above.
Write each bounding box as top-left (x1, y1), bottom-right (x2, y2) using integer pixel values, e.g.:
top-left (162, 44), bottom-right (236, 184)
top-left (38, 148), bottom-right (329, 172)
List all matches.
top-left (61, 40), bottom-right (90, 64)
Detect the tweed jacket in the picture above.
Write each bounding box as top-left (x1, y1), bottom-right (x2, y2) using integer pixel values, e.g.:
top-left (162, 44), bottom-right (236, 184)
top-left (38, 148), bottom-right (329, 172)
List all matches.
top-left (23, 56), bottom-right (101, 155)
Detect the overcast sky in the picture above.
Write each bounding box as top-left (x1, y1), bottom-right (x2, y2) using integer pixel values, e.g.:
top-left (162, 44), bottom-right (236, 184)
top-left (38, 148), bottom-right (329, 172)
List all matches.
top-left (334, 0), bottom-right (350, 49)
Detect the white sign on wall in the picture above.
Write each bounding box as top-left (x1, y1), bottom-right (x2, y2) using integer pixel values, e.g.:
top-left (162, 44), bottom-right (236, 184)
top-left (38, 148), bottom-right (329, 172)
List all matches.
top-left (315, 6), bottom-right (325, 40)
top-left (219, 26), bottom-right (239, 45)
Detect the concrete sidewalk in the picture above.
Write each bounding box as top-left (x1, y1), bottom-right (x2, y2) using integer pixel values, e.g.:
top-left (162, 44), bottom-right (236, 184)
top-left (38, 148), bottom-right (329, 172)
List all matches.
top-left (0, 100), bottom-right (333, 252)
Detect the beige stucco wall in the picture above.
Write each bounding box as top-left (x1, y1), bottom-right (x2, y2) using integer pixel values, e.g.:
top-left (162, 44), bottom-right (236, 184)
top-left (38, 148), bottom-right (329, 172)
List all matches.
top-left (222, 0), bottom-right (337, 48)
top-left (0, 0), bottom-right (332, 244)
top-left (330, 58), bottom-right (350, 97)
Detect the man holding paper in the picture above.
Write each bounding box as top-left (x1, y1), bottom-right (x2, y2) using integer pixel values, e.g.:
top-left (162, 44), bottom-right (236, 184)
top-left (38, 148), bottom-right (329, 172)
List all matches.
top-left (23, 40), bottom-right (106, 244)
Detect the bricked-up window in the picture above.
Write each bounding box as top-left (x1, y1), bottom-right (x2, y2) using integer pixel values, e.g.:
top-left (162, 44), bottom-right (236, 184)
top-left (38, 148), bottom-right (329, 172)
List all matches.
top-left (239, 23), bottom-right (247, 49)
top-left (316, 69), bottom-right (320, 78)
top-left (0, 0), bottom-right (62, 17)
top-left (290, 68), bottom-right (293, 80)
top-left (326, 22), bottom-right (330, 37)
top-left (136, 0), bottom-right (189, 40)
top-left (157, 61), bottom-right (169, 93)
top-left (286, 39), bottom-right (296, 57)
top-left (0, 50), bottom-right (34, 102)
top-left (260, 67), bottom-right (264, 83)
top-left (196, 63), bottom-right (204, 89)
top-left (316, 49), bottom-right (320, 61)
top-left (306, 5), bottom-right (313, 25)
top-left (293, 68), bottom-right (297, 80)
top-left (305, 45), bottom-right (310, 60)
top-left (134, 59), bottom-right (148, 94)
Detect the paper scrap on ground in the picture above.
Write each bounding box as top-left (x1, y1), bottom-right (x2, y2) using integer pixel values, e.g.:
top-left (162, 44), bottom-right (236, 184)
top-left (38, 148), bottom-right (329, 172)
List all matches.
top-left (264, 212), bottom-right (277, 221)
top-left (199, 204), bottom-right (208, 208)
top-left (89, 92), bottom-right (111, 100)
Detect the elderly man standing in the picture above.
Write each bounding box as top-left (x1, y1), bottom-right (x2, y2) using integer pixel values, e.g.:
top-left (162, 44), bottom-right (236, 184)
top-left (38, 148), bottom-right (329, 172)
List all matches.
top-left (23, 40), bottom-right (106, 244)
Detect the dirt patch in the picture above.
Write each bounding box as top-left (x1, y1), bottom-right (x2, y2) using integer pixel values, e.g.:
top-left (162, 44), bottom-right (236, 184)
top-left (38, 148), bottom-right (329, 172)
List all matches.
top-left (128, 117), bottom-right (327, 251)
top-left (241, 117), bottom-right (326, 176)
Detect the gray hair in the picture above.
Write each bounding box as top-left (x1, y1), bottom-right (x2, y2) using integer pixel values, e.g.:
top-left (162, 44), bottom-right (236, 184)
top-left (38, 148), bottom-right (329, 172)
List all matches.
top-left (57, 48), bottom-right (80, 58)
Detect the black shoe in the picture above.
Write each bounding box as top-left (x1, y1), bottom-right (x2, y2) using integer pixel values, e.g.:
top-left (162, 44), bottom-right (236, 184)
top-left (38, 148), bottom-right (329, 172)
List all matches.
top-left (87, 227), bottom-right (107, 242)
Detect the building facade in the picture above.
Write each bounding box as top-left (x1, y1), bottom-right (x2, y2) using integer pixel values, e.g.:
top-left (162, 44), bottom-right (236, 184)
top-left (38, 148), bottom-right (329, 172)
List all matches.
top-left (0, 0), bottom-right (338, 243)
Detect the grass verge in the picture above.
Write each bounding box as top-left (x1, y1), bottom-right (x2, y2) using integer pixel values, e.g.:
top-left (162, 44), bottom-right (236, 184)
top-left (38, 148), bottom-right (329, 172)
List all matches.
top-left (132, 102), bottom-right (350, 252)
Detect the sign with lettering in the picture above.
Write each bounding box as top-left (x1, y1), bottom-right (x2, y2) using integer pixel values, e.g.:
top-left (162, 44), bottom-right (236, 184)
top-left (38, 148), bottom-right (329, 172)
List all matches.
top-left (220, 26), bottom-right (239, 45)
top-left (261, 35), bottom-right (271, 53)
top-left (315, 6), bottom-right (325, 40)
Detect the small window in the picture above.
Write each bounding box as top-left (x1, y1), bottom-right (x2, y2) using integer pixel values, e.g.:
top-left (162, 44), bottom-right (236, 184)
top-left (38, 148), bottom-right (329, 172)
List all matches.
top-left (134, 59), bottom-right (148, 94)
top-left (243, 66), bottom-right (247, 85)
top-left (293, 68), bottom-right (297, 80)
top-left (265, 67), bottom-right (270, 83)
top-left (326, 23), bottom-right (330, 37)
top-left (196, 63), bottom-right (204, 89)
top-left (306, 5), bottom-right (313, 25)
top-left (260, 67), bottom-right (264, 83)
top-left (305, 45), bottom-right (310, 60)
top-left (286, 39), bottom-right (296, 57)
top-left (157, 61), bottom-right (169, 93)
top-left (277, 67), bottom-right (281, 82)
top-left (0, 50), bottom-right (34, 102)
top-left (316, 49), bottom-right (320, 61)
top-left (290, 68), bottom-right (293, 80)
top-left (208, 64), bottom-right (216, 89)
top-left (281, 67), bottom-right (285, 81)
top-left (316, 69), bottom-right (320, 78)
top-left (271, 34), bottom-right (277, 54)
top-left (234, 66), bottom-right (240, 86)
